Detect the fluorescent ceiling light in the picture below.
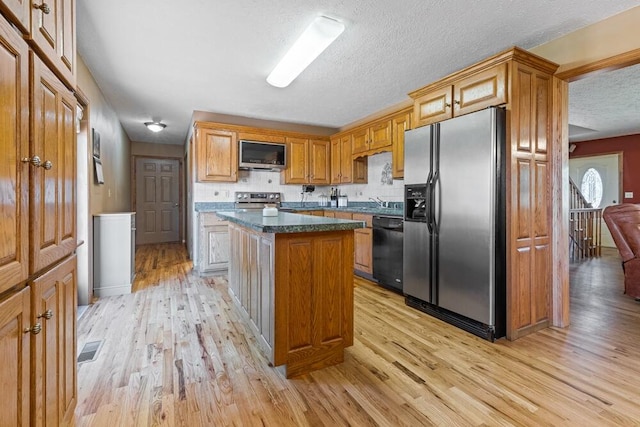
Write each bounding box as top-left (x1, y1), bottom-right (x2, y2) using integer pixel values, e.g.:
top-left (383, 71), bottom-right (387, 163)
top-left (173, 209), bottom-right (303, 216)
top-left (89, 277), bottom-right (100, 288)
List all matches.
top-left (267, 16), bottom-right (345, 88)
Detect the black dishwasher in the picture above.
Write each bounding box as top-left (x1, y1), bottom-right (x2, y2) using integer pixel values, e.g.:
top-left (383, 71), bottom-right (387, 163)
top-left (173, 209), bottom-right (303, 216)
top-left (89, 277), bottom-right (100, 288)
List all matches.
top-left (372, 216), bottom-right (403, 293)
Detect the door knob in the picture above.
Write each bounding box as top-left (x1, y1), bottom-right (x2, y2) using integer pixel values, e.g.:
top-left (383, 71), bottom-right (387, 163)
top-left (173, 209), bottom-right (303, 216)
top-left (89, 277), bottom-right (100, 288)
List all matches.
top-left (173, 203), bottom-right (179, 207)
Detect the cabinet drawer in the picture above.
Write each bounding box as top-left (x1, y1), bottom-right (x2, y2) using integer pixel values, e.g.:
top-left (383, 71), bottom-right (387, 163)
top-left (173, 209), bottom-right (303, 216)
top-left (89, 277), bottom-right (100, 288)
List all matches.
top-left (334, 211), bottom-right (353, 220)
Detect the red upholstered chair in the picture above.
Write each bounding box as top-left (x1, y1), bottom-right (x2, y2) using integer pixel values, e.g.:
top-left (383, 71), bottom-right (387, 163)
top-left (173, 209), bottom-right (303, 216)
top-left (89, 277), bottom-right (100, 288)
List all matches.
top-left (602, 204), bottom-right (640, 299)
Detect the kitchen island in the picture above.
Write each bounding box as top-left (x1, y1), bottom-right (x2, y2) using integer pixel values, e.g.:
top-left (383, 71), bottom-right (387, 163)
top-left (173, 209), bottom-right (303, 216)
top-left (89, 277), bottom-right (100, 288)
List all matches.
top-left (215, 211), bottom-right (365, 378)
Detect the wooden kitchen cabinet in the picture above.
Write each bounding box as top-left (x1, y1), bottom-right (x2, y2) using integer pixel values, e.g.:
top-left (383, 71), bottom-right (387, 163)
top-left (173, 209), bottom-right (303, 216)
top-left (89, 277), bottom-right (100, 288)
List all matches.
top-left (0, 0), bottom-right (30, 33)
top-left (195, 126), bottom-right (238, 182)
top-left (0, 287), bottom-right (31, 427)
top-left (351, 119), bottom-right (392, 157)
top-left (198, 213), bottom-right (230, 274)
top-left (391, 109), bottom-right (411, 179)
top-left (0, 7), bottom-right (78, 423)
top-left (0, 15), bottom-right (29, 294)
top-left (281, 137), bottom-right (330, 185)
top-left (353, 213), bottom-right (373, 274)
top-left (412, 63), bottom-right (507, 128)
top-left (31, 53), bottom-right (77, 273)
top-left (330, 135), bottom-right (367, 184)
top-left (31, 254), bottom-right (77, 427)
top-left (25, 0), bottom-right (76, 89)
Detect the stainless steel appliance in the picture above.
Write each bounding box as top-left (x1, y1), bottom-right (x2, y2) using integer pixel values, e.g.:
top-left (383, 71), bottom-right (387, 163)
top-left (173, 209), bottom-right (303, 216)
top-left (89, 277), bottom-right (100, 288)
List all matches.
top-left (372, 215), bottom-right (403, 293)
top-left (234, 192), bottom-right (281, 210)
top-left (239, 140), bottom-right (286, 170)
top-left (403, 107), bottom-right (506, 341)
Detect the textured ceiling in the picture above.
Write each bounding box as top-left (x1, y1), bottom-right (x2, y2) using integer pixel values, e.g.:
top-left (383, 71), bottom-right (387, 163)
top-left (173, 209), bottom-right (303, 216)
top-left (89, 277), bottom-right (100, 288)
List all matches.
top-left (76, 1), bottom-right (640, 145)
top-left (569, 62), bottom-right (640, 142)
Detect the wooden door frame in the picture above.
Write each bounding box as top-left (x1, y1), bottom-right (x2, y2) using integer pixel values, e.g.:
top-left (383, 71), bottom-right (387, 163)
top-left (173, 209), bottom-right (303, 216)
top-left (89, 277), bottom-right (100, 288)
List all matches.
top-left (552, 49), bottom-right (640, 328)
top-left (131, 155), bottom-right (185, 243)
top-left (74, 87), bottom-right (91, 305)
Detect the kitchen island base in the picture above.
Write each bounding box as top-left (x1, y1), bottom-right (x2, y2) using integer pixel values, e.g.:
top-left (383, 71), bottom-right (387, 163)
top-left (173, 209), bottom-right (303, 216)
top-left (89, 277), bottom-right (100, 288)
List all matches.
top-left (227, 222), bottom-right (355, 378)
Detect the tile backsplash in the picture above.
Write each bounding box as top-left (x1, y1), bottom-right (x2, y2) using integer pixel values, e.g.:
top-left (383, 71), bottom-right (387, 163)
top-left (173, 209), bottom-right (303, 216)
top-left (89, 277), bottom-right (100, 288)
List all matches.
top-left (193, 151), bottom-right (404, 204)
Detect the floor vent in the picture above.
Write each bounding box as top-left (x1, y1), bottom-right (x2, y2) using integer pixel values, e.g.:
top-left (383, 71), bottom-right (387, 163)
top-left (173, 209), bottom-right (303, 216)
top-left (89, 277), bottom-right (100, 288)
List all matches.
top-left (77, 340), bottom-right (103, 363)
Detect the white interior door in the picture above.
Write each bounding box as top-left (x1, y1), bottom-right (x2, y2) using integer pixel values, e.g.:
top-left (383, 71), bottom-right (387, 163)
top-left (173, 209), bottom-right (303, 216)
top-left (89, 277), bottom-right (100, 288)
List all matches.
top-left (135, 158), bottom-right (180, 245)
top-left (569, 153), bottom-right (621, 248)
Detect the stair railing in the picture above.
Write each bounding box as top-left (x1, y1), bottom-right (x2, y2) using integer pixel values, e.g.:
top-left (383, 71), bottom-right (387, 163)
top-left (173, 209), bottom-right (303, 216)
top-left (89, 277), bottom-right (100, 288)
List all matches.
top-left (568, 177), bottom-right (602, 260)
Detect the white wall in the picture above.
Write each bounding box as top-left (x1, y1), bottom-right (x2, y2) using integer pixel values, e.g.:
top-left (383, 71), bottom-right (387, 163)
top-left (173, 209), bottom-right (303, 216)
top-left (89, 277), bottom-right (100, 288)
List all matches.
top-left (193, 151), bottom-right (404, 205)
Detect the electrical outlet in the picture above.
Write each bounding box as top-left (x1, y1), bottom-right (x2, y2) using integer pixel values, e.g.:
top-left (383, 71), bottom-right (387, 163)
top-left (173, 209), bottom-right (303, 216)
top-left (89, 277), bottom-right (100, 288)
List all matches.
top-left (625, 191), bottom-right (634, 199)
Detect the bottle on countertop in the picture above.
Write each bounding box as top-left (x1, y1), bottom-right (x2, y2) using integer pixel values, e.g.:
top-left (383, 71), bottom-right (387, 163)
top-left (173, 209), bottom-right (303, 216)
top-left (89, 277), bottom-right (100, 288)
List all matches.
top-left (330, 188), bottom-right (338, 207)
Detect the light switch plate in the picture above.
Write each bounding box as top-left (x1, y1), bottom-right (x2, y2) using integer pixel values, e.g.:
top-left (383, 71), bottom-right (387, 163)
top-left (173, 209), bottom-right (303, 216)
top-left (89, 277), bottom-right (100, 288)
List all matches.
top-left (625, 192), bottom-right (633, 199)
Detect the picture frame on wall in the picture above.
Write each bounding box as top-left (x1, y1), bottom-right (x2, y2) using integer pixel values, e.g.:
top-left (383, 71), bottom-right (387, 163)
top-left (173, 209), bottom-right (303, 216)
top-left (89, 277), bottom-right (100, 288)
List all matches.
top-left (94, 157), bottom-right (104, 184)
top-left (92, 128), bottom-right (101, 159)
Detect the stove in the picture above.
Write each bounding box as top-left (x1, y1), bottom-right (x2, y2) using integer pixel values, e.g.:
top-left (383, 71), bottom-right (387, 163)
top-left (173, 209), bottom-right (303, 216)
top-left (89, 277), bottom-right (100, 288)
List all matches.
top-left (234, 192), bottom-right (281, 210)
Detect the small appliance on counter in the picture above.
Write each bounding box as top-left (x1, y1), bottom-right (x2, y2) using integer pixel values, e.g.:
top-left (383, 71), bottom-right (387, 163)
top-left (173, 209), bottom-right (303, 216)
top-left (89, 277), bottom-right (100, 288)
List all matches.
top-left (262, 204), bottom-right (278, 216)
top-left (338, 195), bottom-right (348, 207)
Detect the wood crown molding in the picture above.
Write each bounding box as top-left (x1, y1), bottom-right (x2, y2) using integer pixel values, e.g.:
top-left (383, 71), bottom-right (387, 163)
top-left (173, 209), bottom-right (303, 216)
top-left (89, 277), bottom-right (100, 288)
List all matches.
top-left (193, 121), bottom-right (330, 141)
top-left (332, 105), bottom-right (413, 139)
top-left (408, 46), bottom-right (559, 99)
top-left (555, 47), bottom-right (640, 82)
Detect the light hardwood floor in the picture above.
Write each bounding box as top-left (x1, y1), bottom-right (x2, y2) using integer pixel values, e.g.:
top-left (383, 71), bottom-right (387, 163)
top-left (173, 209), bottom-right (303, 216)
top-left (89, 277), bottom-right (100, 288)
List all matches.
top-left (75, 244), bottom-right (640, 426)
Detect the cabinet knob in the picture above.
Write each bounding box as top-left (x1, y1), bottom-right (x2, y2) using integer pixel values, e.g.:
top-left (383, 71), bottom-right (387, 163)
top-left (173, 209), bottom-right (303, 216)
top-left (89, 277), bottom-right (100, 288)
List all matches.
top-left (42, 160), bottom-right (53, 170)
top-left (454, 100), bottom-right (460, 105)
top-left (24, 323), bottom-right (42, 335)
top-left (22, 155), bottom-right (42, 167)
top-left (33, 2), bottom-right (50, 14)
top-left (37, 309), bottom-right (53, 320)
top-left (445, 103), bottom-right (451, 108)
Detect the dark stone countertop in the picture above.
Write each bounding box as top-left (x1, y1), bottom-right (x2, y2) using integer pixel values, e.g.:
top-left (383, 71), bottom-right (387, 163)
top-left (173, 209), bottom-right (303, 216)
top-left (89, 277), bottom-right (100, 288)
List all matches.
top-left (215, 211), bottom-right (365, 234)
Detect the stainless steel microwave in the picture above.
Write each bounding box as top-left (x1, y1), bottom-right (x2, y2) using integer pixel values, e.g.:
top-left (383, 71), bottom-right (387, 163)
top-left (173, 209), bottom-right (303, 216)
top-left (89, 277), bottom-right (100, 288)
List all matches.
top-left (238, 140), bottom-right (286, 170)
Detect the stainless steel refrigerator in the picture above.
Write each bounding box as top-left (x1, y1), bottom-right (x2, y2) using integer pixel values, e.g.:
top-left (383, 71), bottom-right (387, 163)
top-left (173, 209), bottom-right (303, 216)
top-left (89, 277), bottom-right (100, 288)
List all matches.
top-left (403, 107), bottom-right (506, 341)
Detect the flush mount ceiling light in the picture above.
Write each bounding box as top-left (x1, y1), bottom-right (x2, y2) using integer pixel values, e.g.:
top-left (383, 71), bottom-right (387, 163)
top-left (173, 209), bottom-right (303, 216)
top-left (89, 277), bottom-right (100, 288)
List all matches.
top-left (266, 15), bottom-right (345, 88)
top-left (144, 121), bottom-right (166, 132)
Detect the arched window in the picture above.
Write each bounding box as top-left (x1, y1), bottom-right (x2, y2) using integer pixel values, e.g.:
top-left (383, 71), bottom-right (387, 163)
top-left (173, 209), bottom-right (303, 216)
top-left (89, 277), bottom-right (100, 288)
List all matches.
top-left (581, 168), bottom-right (603, 208)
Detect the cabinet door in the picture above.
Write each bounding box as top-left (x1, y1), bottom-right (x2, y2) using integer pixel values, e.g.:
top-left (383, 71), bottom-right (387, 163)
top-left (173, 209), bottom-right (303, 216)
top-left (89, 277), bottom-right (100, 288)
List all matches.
top-left (354, 227), bottom-right (372, 274)
top-left (31, 54), bottom-right (77, 273)
top-left (203, 224), bottom-right (230, 272)
top-left (351, 128), bottom-right (368, 155)
top-left (0, 0), bottom-right (30, 32)
top-left (413, 85), bottom-right (453, 128)
top-left (391, 111), bottom-right (411, 179)
top-left (28, 0), bottom-right (76, 88)
top-left (58, 256), bottom-right (77, 425)
top-left (308, 139), bottom-right (330, 184)
top-left (282, 137), bottom-right (308, 184)
top-left (0, 17), bottom-right (29, 293)
top-left (0, 287), bottom-right (31, 427)
top-left (368, 120), bottom-right (392, 152)
top-left (330, 137), bottom-right (341, 184)
top-left (30, 254), bottom-right (77, 427)
top-left (196, 128), bottom-right (238, 182)
top-left (339, 135), bottom-right (353, 183)
top-left (453, 63), bottom-right (507, 117)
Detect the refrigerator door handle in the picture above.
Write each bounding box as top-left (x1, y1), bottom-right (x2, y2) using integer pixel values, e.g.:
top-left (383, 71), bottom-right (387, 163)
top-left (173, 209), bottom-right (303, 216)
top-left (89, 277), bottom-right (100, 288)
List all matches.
top-left (431, 124), bottom-right (440, 233)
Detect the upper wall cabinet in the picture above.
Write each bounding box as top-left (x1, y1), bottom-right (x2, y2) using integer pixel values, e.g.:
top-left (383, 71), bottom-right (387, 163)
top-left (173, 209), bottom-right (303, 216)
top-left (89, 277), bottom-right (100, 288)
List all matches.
top-left (281, 137), bottom-right (330, 185)
top-left (330, 135), bottom-right (367, 184)
top-left (195, 125), bottom-right (238, 183)
top-left (351, 119), bottom-right (392, 157)
top-left (0, 13), bottom-right (29, 294)
top-left (391, 109), bottom-right (411, 179)
top-left (411, 63), bottom-right (507, 128)
top-left (0, 0), bottom-right (76, 89)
